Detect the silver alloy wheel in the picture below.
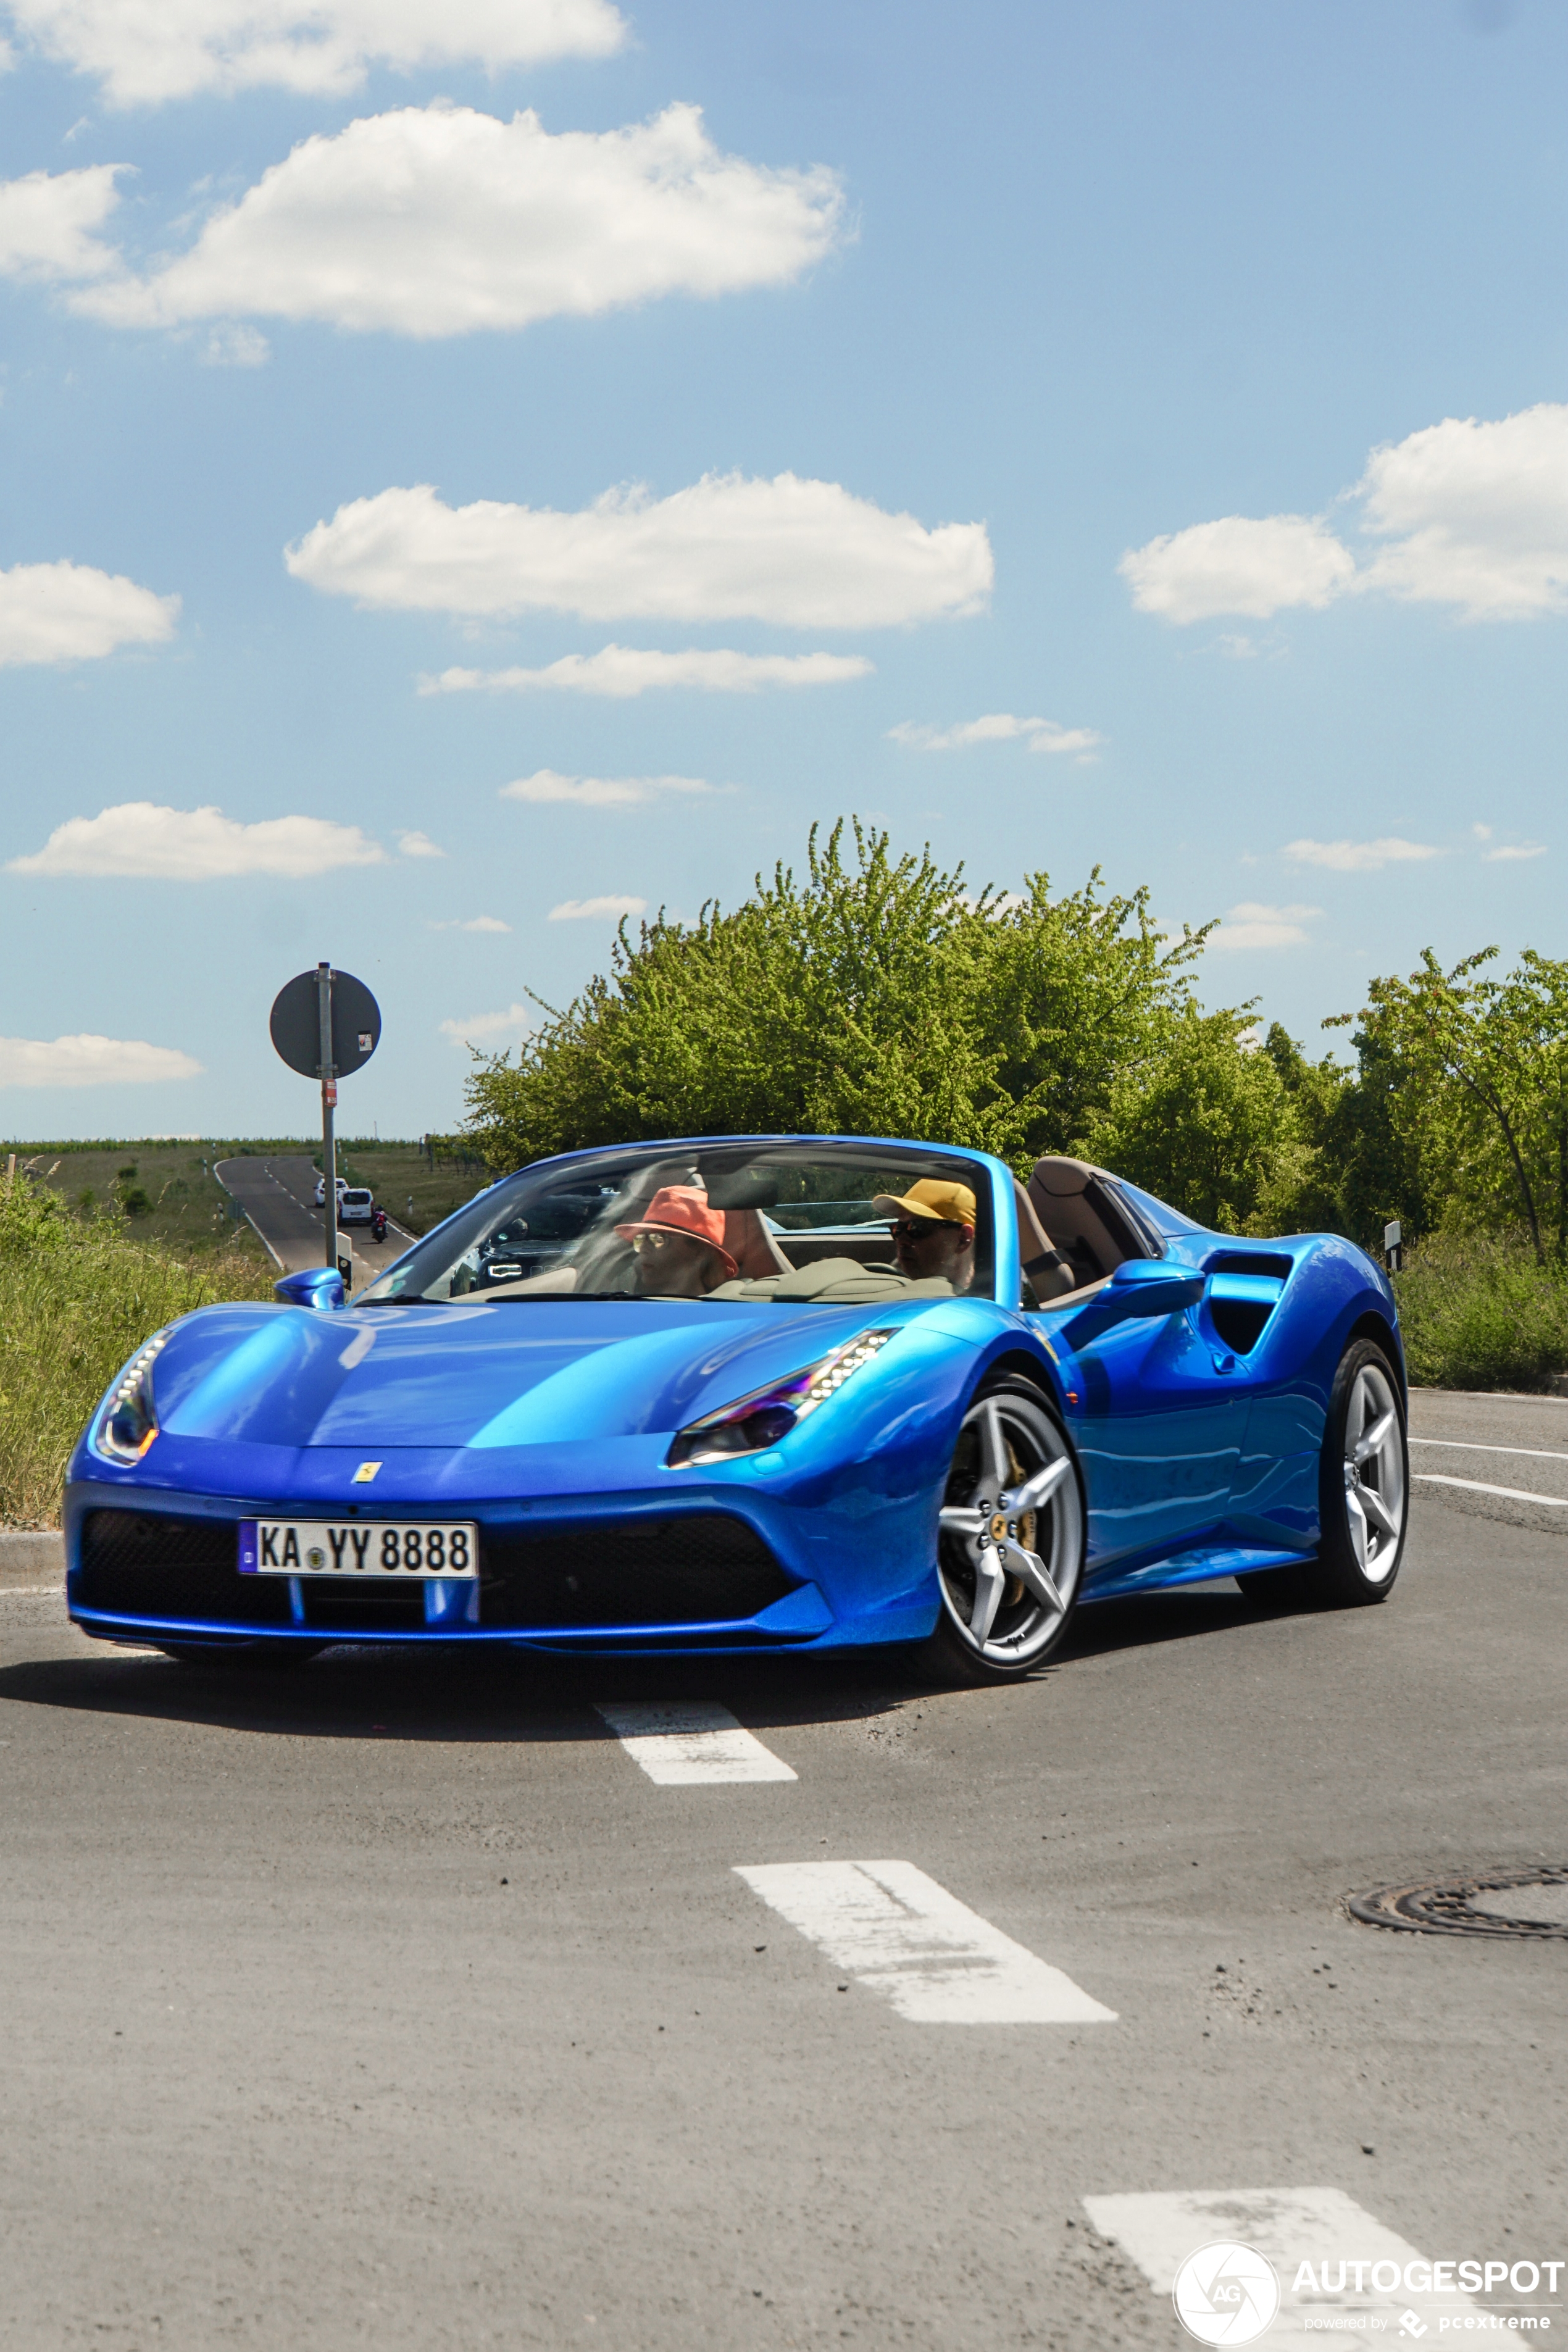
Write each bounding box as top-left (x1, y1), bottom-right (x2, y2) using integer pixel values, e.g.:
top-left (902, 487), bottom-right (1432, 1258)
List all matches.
top-left (1342, 1359), bottom-right (1406, 1582)
top-left (936, 1391), bottom-right (1083, 1666)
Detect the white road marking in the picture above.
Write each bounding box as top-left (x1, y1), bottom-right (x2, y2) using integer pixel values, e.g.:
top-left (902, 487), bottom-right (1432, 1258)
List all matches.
top-left (595, 1701), bottom-right (796, 1784)
top-left (1084, 2185), bottom-right (1491, 2347)
top-left (1413, 1472), bottom-right (1568, 1506)
top-left (735, 1859), bottom-right (1116, 2023)
top-left (1411, 1436), bottom-right (1568, 1462)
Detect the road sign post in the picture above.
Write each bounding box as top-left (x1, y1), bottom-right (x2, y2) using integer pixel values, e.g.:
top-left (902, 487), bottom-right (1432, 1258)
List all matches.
top-left (269, 965), bottom-right (382, 1291)
top-left (317, 962), bottom-right (338, 1272)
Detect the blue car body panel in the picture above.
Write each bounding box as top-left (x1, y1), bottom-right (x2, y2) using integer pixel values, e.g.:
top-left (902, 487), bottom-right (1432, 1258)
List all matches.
top-left (64, 1136), bottom-right (1403, 1655)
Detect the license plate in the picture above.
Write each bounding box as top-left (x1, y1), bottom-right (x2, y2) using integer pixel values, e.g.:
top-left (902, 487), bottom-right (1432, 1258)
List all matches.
top-left (238, 1519), bottom-right (478, 1579)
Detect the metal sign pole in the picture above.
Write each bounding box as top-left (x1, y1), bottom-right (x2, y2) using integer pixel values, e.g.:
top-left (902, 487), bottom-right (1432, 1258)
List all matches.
top-left (317, 961), bottom-right (339, 1274)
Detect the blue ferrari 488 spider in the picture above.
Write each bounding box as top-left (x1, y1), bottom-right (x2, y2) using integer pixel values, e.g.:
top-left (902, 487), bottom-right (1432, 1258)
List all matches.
top-left (65, 1133), bottom-right (1409, 1683)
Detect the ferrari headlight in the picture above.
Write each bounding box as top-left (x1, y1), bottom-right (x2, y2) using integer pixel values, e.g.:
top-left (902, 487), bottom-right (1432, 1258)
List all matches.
top-left (94, 1332), bottom-right (170, 1464)
top-left (667, 1330), bottom-right (896, 1469)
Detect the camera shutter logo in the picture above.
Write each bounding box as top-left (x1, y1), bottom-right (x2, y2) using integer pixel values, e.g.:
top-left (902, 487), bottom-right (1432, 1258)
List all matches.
top-left (1173, 2241), bottom-right (1282, 2345)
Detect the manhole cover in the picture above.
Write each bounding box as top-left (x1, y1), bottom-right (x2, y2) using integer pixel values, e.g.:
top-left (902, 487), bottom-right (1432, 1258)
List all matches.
top-left (1349, 1867), bottom-right (1568, 1938)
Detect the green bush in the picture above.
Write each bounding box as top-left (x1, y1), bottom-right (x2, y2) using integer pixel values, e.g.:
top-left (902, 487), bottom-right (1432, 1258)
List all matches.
top-left (462, 819), bottom-right (1318, 1232)
top-left (0, 1173), bottom-right (273, 1527)
top-left (1393, 1230), bottom-right (1568, 1392)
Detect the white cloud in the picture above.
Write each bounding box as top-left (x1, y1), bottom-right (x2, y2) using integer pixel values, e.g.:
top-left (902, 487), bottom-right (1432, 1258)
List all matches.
top-left (1120, 515), bottom-right (1355, 623)
top-left (0, 1031), bottom-right (202, 1086)
top-left (0, 162), bottom-right (125, 279)
top-left (2, 0), bottom-right (628, 106)
top-left (438, 1002), bottom-right (533, 1048)
top-left (888, 711), bottom-right (1102, 755)
top-left (1472, 823), bottom-right (1493, 840)
top-left (1483, 843), bottom-right (1547, 862)
top-left (430, 914), bottom-right (511, 932)
top-left (8, 800), bottom-right (385, 878)
top-left (396, 828), bottom-right (444, 858)
top-left (0, 559), bottom-right (178, 665)
top-left (201, 321), bottom-right (269, 366)
top-left (288, 472), bottom-right (991, 629)
top-left (501, 769), bottom-right (719, 809)
top-left (549, 893), bottom-right (646, 921)
top-left (1211, 901), bottom-right (1320, 951)
top-left (421, 644), bottom-right (874, 698)
top-left (1121, 403), bottom-right (1568, 626)
top-left (1355, 405), bottom-right (1568, 618)
top-left (65, 102), bottom-right (843, 338)
top-left (1283, 836), bottom-right (1439, 873)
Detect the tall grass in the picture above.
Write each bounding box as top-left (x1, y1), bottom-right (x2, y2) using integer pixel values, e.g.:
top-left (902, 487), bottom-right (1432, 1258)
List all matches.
top-left (1393, 1230), bottom-right (1568, 1393)
top-left (0, 1174), bottom-right (273, 1527)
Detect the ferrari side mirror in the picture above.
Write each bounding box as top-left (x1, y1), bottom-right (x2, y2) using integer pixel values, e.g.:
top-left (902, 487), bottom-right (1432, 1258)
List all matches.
top-left (1067, 1257), bottom-right (1205, 1334)
top-left (275, 1266), bottom-right (346, 1311)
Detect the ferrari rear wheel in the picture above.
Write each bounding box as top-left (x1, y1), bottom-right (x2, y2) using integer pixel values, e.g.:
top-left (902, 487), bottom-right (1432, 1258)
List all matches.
top-left (912, 1380), bottom-right (1085, 1685)
top-left (1236, 1337), bottom-right (1407, 1612)
top-left (1314, 1339), bottom-right (1408, 1603)
top-left (157, 1641), bottom-right (327, 1669)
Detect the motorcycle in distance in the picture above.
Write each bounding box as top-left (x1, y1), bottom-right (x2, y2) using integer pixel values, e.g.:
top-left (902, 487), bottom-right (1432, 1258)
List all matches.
top-left (370, 1206), bottom-right (388, 1243)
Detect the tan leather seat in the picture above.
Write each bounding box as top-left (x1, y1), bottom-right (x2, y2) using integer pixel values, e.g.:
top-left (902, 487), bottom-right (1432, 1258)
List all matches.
top-left (721, 1207), bottom-right (794, 1279)
top-left (1013, 1180), bottom-right (1077, 1299)
top-left (1026, 1157), bottom-right (1147, 1286)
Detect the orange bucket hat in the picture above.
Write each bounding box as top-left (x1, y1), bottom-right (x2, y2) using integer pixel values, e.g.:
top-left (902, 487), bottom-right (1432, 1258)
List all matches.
top-left (615, 1185), bottom-right (739, 1277)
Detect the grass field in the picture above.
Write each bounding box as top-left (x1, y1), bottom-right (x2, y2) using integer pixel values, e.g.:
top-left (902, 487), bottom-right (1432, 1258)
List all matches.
top-left (0, 1167), bottom-right (275, 1527)
top-left (0, 1137), bottom-right (497, 1528)
top-left (6, 1136), bottom-right (494, 1244)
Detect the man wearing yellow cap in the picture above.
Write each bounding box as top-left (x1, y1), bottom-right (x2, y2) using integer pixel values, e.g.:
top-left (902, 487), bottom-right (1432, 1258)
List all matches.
top-left (870, 1177), bottom-right (977, 1294)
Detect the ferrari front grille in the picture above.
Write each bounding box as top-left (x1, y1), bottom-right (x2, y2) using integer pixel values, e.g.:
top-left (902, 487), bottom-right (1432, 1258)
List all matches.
top-left (77, 1509), bottom-right (293, 1626)
top-left (480, 1512), bottom-right (793, 1629)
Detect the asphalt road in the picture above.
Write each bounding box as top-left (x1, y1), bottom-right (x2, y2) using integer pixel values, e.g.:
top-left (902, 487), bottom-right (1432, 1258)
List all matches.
top-left (216, 1155), bottom-right (417, 1289)
top-left (0, 1396), bottom-right (1562, 2351)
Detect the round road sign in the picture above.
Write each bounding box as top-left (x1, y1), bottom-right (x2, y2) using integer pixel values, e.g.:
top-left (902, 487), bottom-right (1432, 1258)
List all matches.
top-left (269, 968), bottom-right (382, 1080)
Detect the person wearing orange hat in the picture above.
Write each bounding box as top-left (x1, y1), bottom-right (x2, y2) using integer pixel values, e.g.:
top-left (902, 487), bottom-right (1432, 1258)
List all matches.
top-left (614, 1185), bottom-right (740, 1298)
top-left (869, 1177), bottom-right (978, 1293)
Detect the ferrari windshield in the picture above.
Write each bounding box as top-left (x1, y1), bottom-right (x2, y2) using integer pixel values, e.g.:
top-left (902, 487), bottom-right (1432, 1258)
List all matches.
top-left (357, 1140), bottom-right (996, 1306)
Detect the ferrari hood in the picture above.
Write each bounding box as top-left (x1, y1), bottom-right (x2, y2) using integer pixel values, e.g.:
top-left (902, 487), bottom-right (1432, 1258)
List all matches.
top-left (156, 1297), bottom-right (901, 1451)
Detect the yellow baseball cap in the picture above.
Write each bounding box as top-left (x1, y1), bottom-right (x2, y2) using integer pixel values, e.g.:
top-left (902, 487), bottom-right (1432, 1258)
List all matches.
top-left (871, 1177), bottom-right (978, 1229)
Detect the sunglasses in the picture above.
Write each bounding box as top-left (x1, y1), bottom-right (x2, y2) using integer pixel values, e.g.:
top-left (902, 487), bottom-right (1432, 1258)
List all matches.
top-left (890, 1216), bottom-right (965, 1241)
top-left (630, 1229), bottom-right (683, 1252)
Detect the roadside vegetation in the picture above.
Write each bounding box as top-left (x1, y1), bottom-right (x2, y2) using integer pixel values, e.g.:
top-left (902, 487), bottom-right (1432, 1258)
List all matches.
top-left (8, 1140), bottom-right (277, 1261)
top-left (0, 1169), bottom-right (273, 1528)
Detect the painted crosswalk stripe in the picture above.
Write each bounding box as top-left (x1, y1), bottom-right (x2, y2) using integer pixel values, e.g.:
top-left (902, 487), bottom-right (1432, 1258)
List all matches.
top-left (1414, 1471), bottom-right (1568, 1507)
top-left (594, 1701), bottom-right (796, 1784)
top-left (735, 1859), bottom-right (1116, 2023)
top-left (1083, 2186), bottom-right (1493, 2346)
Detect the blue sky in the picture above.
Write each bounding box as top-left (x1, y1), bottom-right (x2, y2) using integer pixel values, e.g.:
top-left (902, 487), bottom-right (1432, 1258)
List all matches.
top-left (1, 0), bottom-right (1564, 1140)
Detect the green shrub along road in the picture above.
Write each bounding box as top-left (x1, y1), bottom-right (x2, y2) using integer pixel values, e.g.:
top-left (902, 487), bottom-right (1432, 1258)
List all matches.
top-left (0, 1171), bottom-right (273, 1528)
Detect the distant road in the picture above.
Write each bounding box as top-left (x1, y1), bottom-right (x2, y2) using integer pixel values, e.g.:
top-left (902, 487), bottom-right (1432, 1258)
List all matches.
top-left (1408, 1387), bottom-right (1568, 1538)
top-left (215, 1156), bottom-right (416, 1291)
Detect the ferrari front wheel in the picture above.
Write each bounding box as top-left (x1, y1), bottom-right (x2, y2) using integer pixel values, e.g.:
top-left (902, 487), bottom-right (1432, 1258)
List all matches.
top-left (912, 1380), bottom-right (1085, 1685)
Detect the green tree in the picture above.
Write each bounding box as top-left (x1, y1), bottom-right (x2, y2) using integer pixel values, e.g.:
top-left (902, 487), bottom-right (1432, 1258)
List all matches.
top-left (1340, 948), bottom-right (1568, 1263)
top-left (462, 819), bottom-right (1316, 1230)
top-left (1083, 1007), bottom-right (1302, 1234)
